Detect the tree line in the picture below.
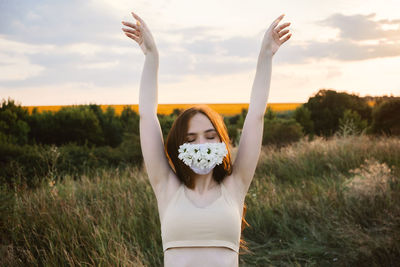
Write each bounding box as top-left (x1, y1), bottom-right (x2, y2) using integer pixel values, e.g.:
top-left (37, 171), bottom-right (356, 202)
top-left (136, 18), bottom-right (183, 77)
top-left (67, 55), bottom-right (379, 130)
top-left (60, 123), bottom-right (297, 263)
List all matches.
top-left (1, 89), bottom-right (399, 189)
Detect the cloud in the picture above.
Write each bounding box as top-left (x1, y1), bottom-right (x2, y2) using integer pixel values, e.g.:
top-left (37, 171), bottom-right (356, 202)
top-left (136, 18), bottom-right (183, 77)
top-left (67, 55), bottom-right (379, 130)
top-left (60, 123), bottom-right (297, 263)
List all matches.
top-left (318, 12), bottom-right (400, 41)
top-left (0, 52), bottom-right (45, 81)
top-left (165, 12), bottom-right (400, 66)
top-left (279, 38), bottom-right (400, 63)
top-left (1, 1), bottom-right (400, 96)
top-left (0, 36), bottom-right (49, 81)
top-left (274, 13), bottom-right (400, 63)
top-left (0, 0), bottom-right (121, 45)
top-left (159, 27), bottom-right (260, 76)
top-left (0, 35), bottom-right (142, 87)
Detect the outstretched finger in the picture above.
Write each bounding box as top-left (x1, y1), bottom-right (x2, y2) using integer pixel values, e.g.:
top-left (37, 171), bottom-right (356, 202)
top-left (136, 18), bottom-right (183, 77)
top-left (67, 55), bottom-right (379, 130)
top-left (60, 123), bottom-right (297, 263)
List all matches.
top-left (124, 32), bottom-right (140, 43)
top-left (279, 29), bottom-right (290, 38)
top-left (281, 33), bottom-right (292, 43)
top-left (122, 27), bottom-right (140, 36)
top-left (131, 11), bottom-right (145, 25)
top-left (276, 22), bottom-right (291, 32)
top-left (270, 14), bottom-right (285, 30)
top-left (122, 21), bottom-right (139, 30)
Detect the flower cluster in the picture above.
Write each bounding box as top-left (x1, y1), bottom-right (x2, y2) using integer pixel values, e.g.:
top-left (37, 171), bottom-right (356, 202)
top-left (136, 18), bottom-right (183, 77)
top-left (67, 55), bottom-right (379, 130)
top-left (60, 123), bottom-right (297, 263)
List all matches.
top-left (178, 142), bottom-right (228, 169)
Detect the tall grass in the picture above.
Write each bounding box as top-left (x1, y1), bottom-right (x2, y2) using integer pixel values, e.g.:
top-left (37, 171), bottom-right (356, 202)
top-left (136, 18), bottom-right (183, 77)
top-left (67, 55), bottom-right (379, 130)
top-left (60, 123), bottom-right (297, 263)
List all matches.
top-left (243, 135), bottom-right (400, 266)
top-left (1, 135), bottom-right (399, 266)
top-left (1, 167), bottom-right (161, 266)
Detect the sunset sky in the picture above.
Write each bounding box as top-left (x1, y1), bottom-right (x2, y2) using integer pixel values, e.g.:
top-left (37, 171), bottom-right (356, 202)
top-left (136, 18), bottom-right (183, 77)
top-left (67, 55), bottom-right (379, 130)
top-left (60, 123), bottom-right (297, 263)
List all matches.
top-left (1, 0), bottom-right (399, 106)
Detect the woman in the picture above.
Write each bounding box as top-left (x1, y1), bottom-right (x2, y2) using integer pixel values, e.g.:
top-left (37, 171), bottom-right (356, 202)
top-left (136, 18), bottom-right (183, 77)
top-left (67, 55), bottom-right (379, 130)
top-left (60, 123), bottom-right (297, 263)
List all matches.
top-left (122, 11), bottom-right (291, 267)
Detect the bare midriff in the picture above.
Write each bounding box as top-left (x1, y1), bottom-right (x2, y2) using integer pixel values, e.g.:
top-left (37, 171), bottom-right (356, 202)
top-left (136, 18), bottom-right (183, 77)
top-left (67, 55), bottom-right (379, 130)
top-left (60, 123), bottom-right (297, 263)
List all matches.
top-left (164, 246), bottom-right (238, 267)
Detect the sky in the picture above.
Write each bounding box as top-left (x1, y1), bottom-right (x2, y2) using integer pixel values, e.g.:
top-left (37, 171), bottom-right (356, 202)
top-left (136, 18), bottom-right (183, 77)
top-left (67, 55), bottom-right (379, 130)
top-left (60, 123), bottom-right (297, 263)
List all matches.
top-left (0, 0), bottom-right (399, 106)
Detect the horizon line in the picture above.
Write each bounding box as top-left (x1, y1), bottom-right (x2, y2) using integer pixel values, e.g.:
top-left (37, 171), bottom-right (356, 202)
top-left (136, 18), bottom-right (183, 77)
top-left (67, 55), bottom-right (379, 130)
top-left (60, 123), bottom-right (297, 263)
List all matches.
top-left (21, 102), bottom-right (305, 107)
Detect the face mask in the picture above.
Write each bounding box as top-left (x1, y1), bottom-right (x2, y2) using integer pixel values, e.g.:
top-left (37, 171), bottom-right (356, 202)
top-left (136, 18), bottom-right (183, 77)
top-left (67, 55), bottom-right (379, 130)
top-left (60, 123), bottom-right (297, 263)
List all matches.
top-left (190, 162), bottom-right (217, 175)
top-left (178, 142), bottom-right (228, 175)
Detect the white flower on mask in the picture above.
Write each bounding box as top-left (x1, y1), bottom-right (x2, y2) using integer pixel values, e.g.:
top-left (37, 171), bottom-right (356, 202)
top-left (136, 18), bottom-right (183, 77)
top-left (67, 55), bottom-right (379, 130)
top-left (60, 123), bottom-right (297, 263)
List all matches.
top-left (178, 142), bottom-right (228, 169)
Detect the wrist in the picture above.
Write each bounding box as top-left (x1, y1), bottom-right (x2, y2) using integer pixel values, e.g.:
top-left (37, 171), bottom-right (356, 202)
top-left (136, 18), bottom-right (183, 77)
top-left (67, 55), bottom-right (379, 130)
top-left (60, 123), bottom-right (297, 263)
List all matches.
top-left (145, 51), bottom-right (159, 61)
top-left (259, 49), bottom-right (273, 58)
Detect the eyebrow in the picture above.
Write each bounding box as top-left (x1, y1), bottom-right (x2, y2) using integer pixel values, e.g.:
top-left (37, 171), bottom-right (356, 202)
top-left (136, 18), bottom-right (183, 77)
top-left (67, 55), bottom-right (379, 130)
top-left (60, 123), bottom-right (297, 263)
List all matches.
top-left (186, 129), bottom-right (216, 136)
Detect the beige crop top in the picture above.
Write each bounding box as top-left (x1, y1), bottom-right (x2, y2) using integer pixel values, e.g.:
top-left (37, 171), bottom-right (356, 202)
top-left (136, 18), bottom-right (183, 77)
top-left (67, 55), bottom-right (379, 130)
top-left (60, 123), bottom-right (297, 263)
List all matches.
top-left (160, 182), bottom-right (242, 253)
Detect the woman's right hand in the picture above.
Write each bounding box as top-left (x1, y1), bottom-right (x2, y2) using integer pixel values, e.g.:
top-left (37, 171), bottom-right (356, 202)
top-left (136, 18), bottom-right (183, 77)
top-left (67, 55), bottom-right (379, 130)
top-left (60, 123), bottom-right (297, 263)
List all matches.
top-left (122, 11), bottom-right (158, 56)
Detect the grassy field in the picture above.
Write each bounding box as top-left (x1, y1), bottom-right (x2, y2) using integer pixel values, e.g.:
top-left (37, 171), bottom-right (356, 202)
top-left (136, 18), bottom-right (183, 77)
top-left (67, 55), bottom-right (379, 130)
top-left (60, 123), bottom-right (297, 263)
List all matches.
top-left (1, 135), bottom-right (399, 266)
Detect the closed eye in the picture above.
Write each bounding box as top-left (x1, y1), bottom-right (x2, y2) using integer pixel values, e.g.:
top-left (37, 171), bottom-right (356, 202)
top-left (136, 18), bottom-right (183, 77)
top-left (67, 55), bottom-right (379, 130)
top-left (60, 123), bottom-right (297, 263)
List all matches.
top-left (187, 136), bottom-right (215, 143)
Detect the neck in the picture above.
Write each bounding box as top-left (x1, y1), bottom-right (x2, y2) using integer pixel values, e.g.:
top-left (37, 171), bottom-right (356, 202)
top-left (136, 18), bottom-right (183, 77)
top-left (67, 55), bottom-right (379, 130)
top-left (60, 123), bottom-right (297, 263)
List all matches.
top-left (191, 171), bottom-right (218, 194)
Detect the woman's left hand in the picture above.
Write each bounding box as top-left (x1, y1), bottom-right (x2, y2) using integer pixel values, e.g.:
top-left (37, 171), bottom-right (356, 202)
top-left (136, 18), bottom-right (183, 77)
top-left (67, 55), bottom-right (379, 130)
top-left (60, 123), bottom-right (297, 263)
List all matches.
top-left (261, 14), bottom-right (292, 56)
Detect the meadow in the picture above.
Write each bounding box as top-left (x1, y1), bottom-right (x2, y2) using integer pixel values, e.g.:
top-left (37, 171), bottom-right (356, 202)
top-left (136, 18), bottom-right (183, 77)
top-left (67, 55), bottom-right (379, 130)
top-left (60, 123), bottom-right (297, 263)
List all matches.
top-left (1, 134), bottom-right (399, 266)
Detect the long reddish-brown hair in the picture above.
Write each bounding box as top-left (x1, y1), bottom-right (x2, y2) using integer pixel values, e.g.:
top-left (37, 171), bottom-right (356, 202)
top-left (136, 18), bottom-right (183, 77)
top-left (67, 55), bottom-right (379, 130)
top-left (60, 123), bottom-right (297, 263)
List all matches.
top-left (164, 104), bottom-right (251, 254)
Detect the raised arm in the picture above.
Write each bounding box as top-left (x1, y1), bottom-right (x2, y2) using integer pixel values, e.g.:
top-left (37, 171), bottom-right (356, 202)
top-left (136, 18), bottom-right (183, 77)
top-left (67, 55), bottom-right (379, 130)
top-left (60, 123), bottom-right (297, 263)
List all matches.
top-left (232, 14), bottom-right (292, 196)
top-left (122, 12), bottom-right (173, 195)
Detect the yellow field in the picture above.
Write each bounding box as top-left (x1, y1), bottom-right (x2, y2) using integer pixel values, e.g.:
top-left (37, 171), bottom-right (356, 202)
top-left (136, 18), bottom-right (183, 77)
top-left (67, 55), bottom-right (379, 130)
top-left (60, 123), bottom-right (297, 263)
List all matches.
top-left (23, 103), bottom-right (303, 116)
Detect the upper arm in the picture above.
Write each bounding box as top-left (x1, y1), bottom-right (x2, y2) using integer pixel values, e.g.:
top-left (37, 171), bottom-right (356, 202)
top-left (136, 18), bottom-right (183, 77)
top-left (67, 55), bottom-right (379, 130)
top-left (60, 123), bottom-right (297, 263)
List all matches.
top-left (139, 113), bottom-right (174, 195)
top-left (232, 112), bottom-right (264, 196)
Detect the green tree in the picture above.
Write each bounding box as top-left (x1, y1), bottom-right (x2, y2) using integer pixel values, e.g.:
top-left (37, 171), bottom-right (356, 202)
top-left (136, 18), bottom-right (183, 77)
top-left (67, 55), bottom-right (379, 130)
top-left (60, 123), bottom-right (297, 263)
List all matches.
top-left (294, 105), bottom-right (314, 136)
top-left (53, 106), bottom-right (104, 147)
top-left (0, 98), bottom-right (30, 145)
top-left (370, 99), bottom-right (400, 135)
top-left (304, 89), bottom-right (372, 137)
top-left (336, 109), bottom-right (368, 137)
top-left (101, 107), bottom-right (123, 148)
top-left (172, 108), bottom-right (183, 116)
top-left (158, 114), bottom-right (175, 142)
top-left (120, 106), bottom-right (140, 135)
top-left (234, 108), bottom-right (248, 131)
top-left (264, 106), bottom-right (276, 121)
top-left (263, 118), bottom-right (303, 148)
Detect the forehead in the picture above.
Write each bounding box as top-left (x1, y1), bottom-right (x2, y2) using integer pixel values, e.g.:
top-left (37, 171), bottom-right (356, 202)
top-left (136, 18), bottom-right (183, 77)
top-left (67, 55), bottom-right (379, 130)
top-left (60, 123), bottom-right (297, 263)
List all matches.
top-left (187, 113), bottom-right (215, 132)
